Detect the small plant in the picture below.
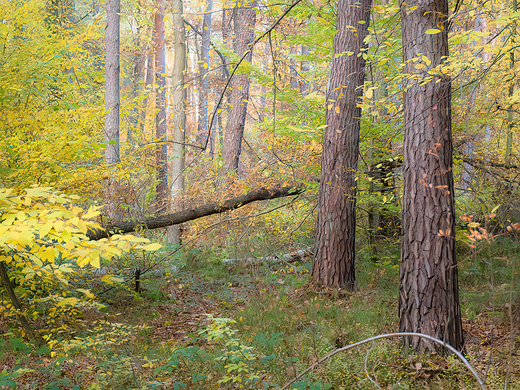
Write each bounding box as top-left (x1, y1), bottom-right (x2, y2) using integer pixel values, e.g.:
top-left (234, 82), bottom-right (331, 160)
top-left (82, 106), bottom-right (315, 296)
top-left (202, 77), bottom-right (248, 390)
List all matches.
top-left (198, 315), bottom-right (261, 386)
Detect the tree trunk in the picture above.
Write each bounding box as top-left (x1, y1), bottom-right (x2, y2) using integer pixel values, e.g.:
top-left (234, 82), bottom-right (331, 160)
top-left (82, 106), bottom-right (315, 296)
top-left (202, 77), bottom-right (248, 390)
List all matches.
top-left (129, 47), bottom-right (145, 145)
top-left (197, 0), bottom-right (213, 146)
top-left (167, 0), bottom-right (187, 244)
top-left (506, 0), bottom-right (517, 164)
top-left (0, 262), bottom-right (41, 344)
top-left (104, 0), bottom-right (120, 220)
top-left (399, 0), bottom-right (463, 353)
top-left (222, 2), bottom-right (257, 173)
top-left (155, 0), bottom-right (168, 206)
top-left (300, 45), bottom-right (310, 95)
top-left (312, 0), bottom-right (371, 290)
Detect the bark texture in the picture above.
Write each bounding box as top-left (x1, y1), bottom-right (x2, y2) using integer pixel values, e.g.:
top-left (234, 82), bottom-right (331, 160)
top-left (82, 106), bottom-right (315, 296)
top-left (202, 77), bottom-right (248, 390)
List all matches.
top-left (88, 186), bottom-right (304, 240)
top-left (312, 0), bottom-right (371, 289)
top-left (155, 0), bottom-right (168, 205)
top-left (104, 0), bottom-right (120, 220)
top-left (399, 0), bottom-right (463, 353)
top-left (197, 0), bottom-right (213, 146)
top-left (222, 2), bottom-right (257, 172)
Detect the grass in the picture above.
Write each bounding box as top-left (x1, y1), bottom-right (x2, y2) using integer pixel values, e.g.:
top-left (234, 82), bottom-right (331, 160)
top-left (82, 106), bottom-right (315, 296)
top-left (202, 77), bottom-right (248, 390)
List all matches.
top-left (0, 234), bottom-right (520, 389)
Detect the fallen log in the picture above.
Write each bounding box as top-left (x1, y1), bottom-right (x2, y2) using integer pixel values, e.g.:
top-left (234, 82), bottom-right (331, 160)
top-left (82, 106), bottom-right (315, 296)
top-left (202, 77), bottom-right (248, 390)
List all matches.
top-left (223, 246), bottom-right (313, 265)
top-left (88, 186), bottom-right (305, 240)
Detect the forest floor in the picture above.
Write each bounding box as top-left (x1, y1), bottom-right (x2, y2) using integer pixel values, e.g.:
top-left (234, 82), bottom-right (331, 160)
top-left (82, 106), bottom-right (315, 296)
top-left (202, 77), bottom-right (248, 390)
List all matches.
top-left (1, 241), bottom-right (520, 389)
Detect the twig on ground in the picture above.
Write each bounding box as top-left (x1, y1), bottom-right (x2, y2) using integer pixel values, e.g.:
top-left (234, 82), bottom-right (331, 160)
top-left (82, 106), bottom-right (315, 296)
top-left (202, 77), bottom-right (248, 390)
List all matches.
top-left (280, 332), bottom-right (486, 390)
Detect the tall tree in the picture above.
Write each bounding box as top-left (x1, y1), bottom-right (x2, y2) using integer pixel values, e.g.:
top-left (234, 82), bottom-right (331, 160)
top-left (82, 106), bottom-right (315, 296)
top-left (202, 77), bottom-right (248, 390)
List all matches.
top-left (196, 0), bottom-right (213, 147)
top-left (506, 0), bottom-right (517, 164)
top-left (300, 45), bottom-right (310, 95)
top-left (155, 0), bottom-right (168, 206)
top-left (104, 0), bottom-right (120, 219)
top-left (398, 0), bottom-right (463, 352)
top-left (222, 1), bottom-right (257, 173)
top-left (167, 0), bottom-right (187, 244)
top-left (312, 0), bottom-right (371, 289)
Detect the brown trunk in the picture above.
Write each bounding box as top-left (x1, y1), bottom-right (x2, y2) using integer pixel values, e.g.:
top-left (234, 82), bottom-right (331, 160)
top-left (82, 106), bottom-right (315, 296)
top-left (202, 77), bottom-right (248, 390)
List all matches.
top-left (222, 2), bottom-right (257, 173)
top-left (88, 185), bottom-right (304, 240)
top-left (312, 0), bottom-right (371, 290)
top-left (196, 0), bottom-right (213, 146)
top-left (155, 0), bottom-right (168, 206)
top-left (399, 0), bottom-right (463, 353)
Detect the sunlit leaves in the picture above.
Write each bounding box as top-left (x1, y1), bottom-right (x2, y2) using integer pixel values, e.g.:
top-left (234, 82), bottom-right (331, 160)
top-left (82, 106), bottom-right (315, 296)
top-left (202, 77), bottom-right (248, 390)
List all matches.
top-left (0, 186), bottom-right (162, 339)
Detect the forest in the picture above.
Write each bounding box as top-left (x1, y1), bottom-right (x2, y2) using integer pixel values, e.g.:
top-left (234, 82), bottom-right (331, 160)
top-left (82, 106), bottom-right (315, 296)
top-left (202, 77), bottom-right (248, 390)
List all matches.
top-left (1, 0), bottom-right (520, 387)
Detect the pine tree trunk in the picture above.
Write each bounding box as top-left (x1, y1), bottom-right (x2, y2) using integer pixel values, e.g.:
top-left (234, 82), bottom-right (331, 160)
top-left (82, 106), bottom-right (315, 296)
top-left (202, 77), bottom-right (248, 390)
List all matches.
top-left (312, 0), bottom-right (371, 289)
top-left (399, 0), bottom-right (463, 353)
top-left (222, 2), bottom-right (257, 173)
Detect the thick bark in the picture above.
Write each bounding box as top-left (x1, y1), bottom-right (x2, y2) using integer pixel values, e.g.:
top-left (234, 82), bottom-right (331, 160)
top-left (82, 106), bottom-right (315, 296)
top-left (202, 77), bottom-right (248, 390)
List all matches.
top-left (222, 2), bottom-right (257, 173)
top-left (312, 0), bottom-right (371, 290)
top-left (168, 0), bottom-right (187, 244)
top-left (104, 0), bottom-right (120, 220)
top-left (197, 0), bottom-right (213, 146)
top-left (399, 0), bottom-right (463, 353)
top-left (155, 0), bottom-right (168, 205)
top-left (89, 186), bottom-right (304, 240)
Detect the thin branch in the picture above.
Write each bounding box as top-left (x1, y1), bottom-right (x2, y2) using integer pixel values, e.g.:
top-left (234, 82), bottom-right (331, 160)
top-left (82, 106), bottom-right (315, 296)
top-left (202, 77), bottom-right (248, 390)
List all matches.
top-left (281, 332), bottom-right (486, 390)
top-left (204, 0), bottom-right (306, 151)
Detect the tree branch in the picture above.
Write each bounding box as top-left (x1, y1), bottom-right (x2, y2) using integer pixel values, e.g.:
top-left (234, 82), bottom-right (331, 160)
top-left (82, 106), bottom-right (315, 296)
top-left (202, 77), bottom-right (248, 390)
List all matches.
top-left (88, 185), bottom-right (305, 240)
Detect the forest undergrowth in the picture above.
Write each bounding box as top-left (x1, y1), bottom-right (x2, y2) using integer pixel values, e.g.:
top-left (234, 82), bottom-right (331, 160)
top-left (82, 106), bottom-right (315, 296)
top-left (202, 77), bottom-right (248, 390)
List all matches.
top-left (0, 235), bottom-right (520, 389)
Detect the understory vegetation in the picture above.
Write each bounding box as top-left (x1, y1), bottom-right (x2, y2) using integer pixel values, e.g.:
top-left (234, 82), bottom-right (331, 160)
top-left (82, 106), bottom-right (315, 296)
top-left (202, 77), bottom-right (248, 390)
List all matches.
top-left (0, 203), bottom-right (519, 389)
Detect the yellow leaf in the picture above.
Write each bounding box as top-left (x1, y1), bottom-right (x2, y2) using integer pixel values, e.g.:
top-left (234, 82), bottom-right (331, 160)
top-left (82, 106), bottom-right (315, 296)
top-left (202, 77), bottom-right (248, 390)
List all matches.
top-left (334, 106), bottom-right (340, 114)
top-left (62, 229), bottom-right (71, 242)
top-left (42, 247), bottom-right (55, 263)
top-left (425, 29), bottom-right (441, 35)
top-left (90, 250), bottom-right (100, 269)
top-left (39, 220), bottom-right (53, 238)
top-left (142, 243), bottom-right (162, 251)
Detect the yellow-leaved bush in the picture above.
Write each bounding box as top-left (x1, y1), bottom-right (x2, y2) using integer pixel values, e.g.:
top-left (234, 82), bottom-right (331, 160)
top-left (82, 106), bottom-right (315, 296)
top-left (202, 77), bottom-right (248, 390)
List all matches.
top-left (0, 186), bottom-right (161, 341)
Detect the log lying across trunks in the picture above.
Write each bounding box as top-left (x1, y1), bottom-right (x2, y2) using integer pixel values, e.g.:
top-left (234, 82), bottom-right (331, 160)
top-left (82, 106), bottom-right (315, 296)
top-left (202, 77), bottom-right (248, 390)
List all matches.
top-left (87, 186), bottom-right (305, 240)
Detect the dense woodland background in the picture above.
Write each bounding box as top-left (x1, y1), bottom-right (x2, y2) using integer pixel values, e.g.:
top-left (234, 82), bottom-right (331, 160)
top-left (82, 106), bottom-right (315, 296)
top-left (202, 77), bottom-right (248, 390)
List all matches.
top-left (1, 0), bottom-right (520, 387)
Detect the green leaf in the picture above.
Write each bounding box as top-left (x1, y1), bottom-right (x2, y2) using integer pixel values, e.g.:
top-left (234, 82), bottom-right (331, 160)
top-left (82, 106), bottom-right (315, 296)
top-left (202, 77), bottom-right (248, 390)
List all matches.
top-left (425, 29), bottom-right (441, 34)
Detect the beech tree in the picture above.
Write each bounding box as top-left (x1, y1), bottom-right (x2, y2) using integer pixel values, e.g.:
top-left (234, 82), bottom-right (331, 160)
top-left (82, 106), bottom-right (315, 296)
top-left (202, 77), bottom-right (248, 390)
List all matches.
top-left (312, 0), bottom-right (371, 289)
top-left (167, 0), bottom-right (187, 244)
top-left (398, 0), bottom-right (463, 352)
top-left (104, 0), bottom-right (120, 219)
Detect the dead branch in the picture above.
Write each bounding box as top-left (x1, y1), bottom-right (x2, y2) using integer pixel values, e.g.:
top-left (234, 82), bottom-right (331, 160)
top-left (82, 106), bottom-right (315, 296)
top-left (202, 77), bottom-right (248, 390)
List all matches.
top-left (281, 332), bottom-right (486, 390)
top-left (87, 186), bottom-right (305, 240)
